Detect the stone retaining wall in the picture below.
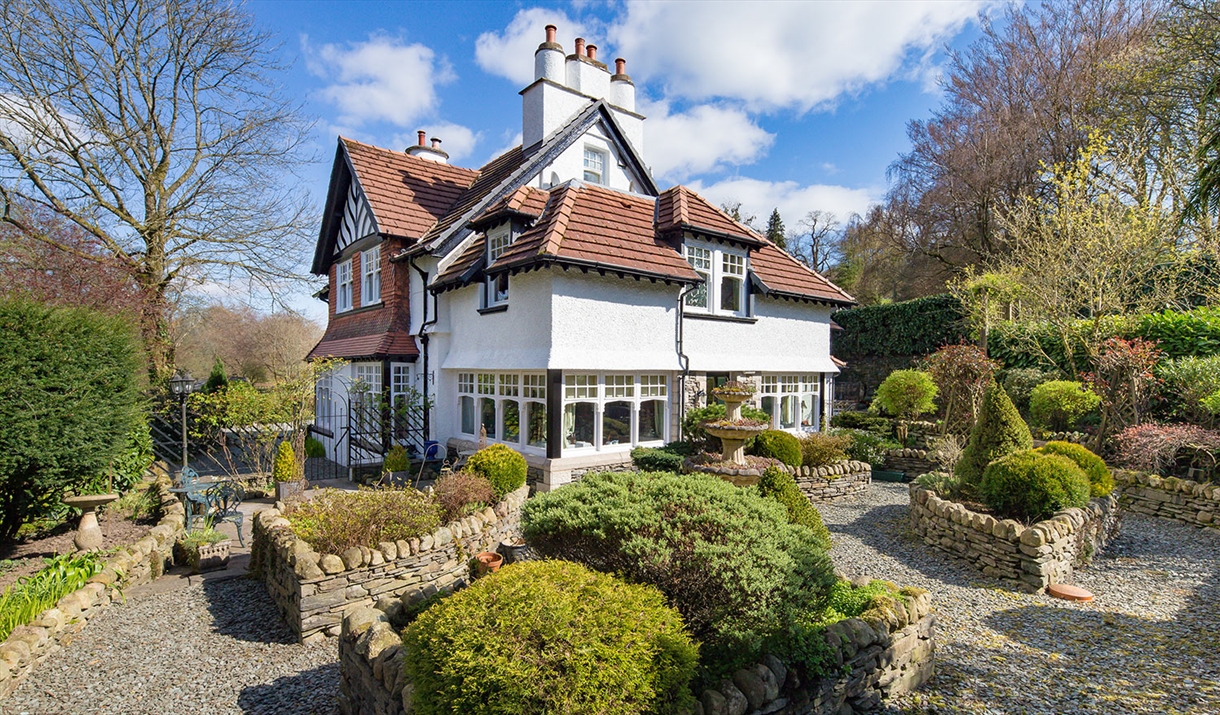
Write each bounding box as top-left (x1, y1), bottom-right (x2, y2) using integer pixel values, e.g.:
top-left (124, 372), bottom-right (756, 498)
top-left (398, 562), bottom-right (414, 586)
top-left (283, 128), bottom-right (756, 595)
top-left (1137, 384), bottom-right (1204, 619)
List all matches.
top-left (793, 461), bottom-right (872, 502)
top-left (882, 448), bottom-right (938, 477)
top-left (1114, 470), bottom-right (1220, 529)
top-left (336, 586), bottom-right (935, 715)
top-left (252, 485), bottom-right (529, 643)
top-left (909, 485), bottom-right (1121, 593)
top-left (0, 478), bottom-right (186, 699)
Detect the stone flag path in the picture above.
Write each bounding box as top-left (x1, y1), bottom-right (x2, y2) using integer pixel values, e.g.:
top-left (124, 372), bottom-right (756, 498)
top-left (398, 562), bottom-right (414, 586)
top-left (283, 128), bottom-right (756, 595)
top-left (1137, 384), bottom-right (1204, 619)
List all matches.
top-left (4, 481), bottom-right (1218, 714)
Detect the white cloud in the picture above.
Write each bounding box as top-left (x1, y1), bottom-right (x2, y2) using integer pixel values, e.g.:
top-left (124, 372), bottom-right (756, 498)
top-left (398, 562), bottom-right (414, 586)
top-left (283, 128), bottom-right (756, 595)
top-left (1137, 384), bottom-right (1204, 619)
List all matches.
top-left (686, 177), bottom-right (880, 230)
top-left (475, 8), bottom-right (590, 85)
top-left (611, 0), bottom-right (993, 111)
top-left (642, 99), bottom-right (774, 181)
top-left (305, 34), bottom-right (455, 127)
top-left (484, 131), bottom-right (523, 165)
top-left (393, 122), bottom-right (482, 163)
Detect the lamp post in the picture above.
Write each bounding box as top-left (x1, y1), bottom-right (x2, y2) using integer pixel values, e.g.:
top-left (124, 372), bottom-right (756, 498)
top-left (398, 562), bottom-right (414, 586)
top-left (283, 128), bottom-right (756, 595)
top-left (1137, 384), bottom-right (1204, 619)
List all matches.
top-left (169, 369), bottom-right (196, 469)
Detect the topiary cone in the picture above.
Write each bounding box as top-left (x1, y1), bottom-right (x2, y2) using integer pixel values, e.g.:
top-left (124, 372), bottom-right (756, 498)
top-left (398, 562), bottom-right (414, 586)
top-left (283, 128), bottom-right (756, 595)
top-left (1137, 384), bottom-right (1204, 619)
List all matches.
top-left (955, 381), bottom-right (1032, 486)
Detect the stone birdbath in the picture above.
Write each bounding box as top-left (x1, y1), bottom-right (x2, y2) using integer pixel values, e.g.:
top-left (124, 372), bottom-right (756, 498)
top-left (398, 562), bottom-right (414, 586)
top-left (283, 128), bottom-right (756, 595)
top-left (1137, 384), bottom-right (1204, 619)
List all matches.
top-left (62, 493), bottom-right (120, 551)
top-left (703, 385), bottom-right (767, 466)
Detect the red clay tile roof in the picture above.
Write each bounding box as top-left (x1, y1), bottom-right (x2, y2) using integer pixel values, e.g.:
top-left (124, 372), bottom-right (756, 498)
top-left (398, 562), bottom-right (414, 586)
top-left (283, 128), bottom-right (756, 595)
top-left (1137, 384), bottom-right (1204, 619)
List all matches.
top-left (307, 333), bottom-right (420, 361)
top-left (341, 137), bottom-right (478, 239)
top-left (656, 186), bottom-right (763, 245)
top-left (751, 241), bottom-right (854, 304)
top-left (470, 185), bottom-right (550, 228)
top-left (418, 146), bottom-right (526, 247)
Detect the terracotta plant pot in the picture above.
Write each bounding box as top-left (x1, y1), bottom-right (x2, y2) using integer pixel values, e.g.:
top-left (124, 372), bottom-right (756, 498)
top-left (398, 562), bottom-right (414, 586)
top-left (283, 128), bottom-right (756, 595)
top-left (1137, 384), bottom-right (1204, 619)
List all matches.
top-left (475, 551), bottom-right (504, 576)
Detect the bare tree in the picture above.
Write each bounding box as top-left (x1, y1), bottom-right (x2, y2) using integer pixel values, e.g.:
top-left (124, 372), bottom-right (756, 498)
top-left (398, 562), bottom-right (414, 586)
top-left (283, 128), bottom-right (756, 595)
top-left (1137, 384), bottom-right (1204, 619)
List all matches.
top-left (789, 210), bottom-right (841, 273)
top-left (0, 0), bottom-right (315, 377)
top-left (173, 303), bottom-right (321, 385)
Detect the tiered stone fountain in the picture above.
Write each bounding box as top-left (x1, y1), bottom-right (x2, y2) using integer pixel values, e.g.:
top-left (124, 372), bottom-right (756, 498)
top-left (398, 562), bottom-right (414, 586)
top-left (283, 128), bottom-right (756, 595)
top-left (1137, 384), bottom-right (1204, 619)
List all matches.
top-left (688, 384), bottom-right (770, 485)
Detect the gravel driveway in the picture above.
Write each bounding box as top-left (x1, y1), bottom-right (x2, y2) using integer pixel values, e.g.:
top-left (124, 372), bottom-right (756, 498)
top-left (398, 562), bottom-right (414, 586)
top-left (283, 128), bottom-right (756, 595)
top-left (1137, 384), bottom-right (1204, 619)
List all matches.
top-left (1, 577), bottom-right (337, 715)
top-left (821, 482), bottom-right (1220, 715)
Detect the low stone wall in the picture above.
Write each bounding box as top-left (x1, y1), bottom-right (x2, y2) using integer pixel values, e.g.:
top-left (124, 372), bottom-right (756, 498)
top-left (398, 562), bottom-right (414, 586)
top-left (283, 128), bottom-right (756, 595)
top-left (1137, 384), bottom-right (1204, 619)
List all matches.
top-left (336, 587), bottom-right (935, 715)
top-left (252, 485), bottom-right (529, 643)
top-left (1114, 470), bottom-right (1220, 529)
top-left (0, 478), bottom-right (186, 699)
top-left (882, 448), bottom-right (938, 477)
top-left (793, 461), bottom-right (872, 503)
top-left (909, 485), bottom-right (1121, 593)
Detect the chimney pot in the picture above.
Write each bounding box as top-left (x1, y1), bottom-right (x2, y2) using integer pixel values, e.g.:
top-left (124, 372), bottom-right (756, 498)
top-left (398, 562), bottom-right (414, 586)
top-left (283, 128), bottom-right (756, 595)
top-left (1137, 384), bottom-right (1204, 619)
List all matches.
top-left (574, 37), bottom-right (585, 56)
top-left (586, 44), bottom-right (597, 61)
top-left (615, 58), bottom-right (626, 74)
top-left (417, 130), bottom-right (426, 146)
top-left (545, 24), bottom-right (556, 43)
top-left (431, 138), bottom-right (442, 149)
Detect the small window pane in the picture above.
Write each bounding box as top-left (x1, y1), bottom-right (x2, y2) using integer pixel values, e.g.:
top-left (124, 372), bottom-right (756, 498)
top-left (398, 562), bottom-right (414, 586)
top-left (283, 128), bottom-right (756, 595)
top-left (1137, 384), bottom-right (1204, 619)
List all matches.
top-left (523, 374), bottom-right (547, 399)
top-left (480, 398), bottom-right (497, 439)
top-left (499, 373), bottom-right (519, 397)
top-left (605, 375), bottom-right (633, 398)
top-left (639, 400), bottom-right (665, 442)
top-left (564, 374), bottom-right (596, 399)
top-left (460, 396), bottom-right (475, 434)
top-left (761, 376), bottom-right (778, 394)
top-left (458, 373), bottom-right (475, 393)
top-left (527, 402), bottom-right (547, 448)
top-left (502, 400), bottom-right (520, 443)
top-left (603, 401), bottom-right (631, 445)
top-left (720, 276), bottom-right (742, 312)
top-left (781, 395), bottom-right (798, 429)
top-left (761, 395), bottom-right (777, 424)
top-left (478, 374), bottom-right (495, 395)
top-left (801, 395), bottom-right (817, 429)
top-left (640, 375), bottom-right (667, 397)
top-left (564, 402), bottom-right (595, 448)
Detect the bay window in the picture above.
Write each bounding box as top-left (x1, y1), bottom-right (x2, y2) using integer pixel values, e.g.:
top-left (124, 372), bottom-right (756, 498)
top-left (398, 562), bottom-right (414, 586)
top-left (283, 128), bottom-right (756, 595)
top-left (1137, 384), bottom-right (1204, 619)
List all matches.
top-left (759, 373), bottom-right (821, 432)
top-left (457, 371), bottom-right (546, 453)
top-left (683, 240), bottom-right (748, 317)
top-left (562, 373), bottom-right (669, 452)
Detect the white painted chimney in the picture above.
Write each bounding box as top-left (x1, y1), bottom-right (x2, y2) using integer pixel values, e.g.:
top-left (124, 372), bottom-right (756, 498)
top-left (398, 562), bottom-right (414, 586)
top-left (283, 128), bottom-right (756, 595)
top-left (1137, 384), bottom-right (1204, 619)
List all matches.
top-left (565, 37), bottom-right (609, 100)
top-left (533, 24), bottom-right (563, 84)
top-left (609, 58), bottom-right (635, 114)
top-left (406, 130), bottom-right (449, 163)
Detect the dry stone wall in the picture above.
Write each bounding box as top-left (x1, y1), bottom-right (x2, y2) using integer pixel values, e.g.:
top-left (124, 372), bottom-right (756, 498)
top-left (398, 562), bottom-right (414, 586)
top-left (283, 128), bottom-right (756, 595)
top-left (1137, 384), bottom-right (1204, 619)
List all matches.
top-left (882, 448), bottom-right (938, 477)
top-left (692, 460), bottom-right (872, 502)
top-left (909, 485), bottom-right (1121, 593)
top-left (336, 587), bottom-right (936, 715)
top-left (252, 485), bottom-right (529, 643)
top-left (0, 478), bottom-right (186, 699)
top-left (1114, 470), bottom-right (1220, 529)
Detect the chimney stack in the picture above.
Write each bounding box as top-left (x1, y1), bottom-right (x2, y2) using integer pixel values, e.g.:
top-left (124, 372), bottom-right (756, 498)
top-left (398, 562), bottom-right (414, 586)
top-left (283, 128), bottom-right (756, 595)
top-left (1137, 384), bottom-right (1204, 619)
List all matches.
top-left (417, 130), bottom-right (426, 146)
top-left (545, 24), bottom-right (556, 44)
top-left (586, 44), bottom-right (597, 61)
top-left (431, 138), bottom-right (442, 149)
top-left (614, 58), bottom-right (626, 75)
top-left (610, 58), bottom-right (635, 113)
top-left (574, 38), bottom-right (585, 57)
top-left (406, 130), bottom-right (449, 163)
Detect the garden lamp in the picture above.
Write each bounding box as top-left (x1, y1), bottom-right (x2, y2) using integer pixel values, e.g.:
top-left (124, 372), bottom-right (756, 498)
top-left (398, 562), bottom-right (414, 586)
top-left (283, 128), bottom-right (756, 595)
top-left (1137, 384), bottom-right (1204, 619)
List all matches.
top-left (170, 369), bottom-right (196, 468)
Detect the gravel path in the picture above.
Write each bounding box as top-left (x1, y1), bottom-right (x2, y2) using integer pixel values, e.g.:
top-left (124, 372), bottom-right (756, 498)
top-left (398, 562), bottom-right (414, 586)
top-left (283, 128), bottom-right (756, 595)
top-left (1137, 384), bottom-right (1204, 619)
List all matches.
top-left (1, 577), bottom-right (337, 715)
top-left (821, 482), bottom-right (1220, 715)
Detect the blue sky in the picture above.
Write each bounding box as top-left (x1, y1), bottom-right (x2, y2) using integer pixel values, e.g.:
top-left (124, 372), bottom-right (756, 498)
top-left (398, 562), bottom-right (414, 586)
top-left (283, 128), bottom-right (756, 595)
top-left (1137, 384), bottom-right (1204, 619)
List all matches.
top-left (246, 0), bottom-right (1002, 320)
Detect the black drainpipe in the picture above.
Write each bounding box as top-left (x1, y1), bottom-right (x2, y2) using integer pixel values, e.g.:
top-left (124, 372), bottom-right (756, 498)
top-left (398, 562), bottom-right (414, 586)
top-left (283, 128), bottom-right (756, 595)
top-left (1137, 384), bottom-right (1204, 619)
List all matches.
top-left (409, 255), bottom-right (439, 438)
top-left (675, 283), bottom-right (697, 442)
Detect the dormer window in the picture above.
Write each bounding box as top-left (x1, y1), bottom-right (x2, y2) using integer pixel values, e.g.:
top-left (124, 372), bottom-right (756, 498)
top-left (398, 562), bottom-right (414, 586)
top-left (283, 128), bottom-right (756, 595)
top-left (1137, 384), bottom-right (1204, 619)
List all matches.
top-left (684, 241), bottom-right (748, 317)
top-left (335, 259), bottom-right (353, 312)
top-left (583, 147), bottom-right (606, 184)
top-left (486, 224), bottom-right (512, 308)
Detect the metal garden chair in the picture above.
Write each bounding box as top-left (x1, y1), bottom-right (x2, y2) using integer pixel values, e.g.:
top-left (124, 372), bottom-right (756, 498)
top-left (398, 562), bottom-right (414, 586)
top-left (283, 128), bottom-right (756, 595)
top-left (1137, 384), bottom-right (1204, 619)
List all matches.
top-left (202, 481), bottom-right (246, 547)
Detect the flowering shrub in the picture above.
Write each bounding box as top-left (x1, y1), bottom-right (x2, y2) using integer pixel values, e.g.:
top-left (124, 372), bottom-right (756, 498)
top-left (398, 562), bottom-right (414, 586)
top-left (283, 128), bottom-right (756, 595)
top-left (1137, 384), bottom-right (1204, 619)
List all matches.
top-left (1111, 423), bottom-right (1220, 479)
top-left (922, 344), bottom-right (998, 433)
top-left (1084, 337), bottom-right (1163, 437)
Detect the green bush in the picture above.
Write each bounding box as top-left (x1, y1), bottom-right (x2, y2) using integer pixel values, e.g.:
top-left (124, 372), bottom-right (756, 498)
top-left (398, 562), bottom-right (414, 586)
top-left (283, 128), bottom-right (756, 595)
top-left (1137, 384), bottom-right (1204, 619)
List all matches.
top-left (683, 403), bottom-right (769, 452)
top-left (401, 560), bottom-right (698, 715)
top-left (0, 300), bottom-right (144, 541)
top-left (284, 487), bottom-right (441, 554)
top-left (831, 294), bottom-right (969, 359)
top-left (383, 444), bottom-right (409, 473)
top-left (272, 440), bottom-right (298, 482)
top-left (799, 432), bottom-right (852, 468)
top-left (203, 357), bottom-right (229, 393)
top-left (1156, 355), bottom-right (1220, 425)
top-left (955, 383), bottom-right (1032, 486)
top-left (1029, 381), bottom-right (1101, 432)
top-left (105, 422), bottom-right (154, 493)
top-left (751, 430), bottom-right (802, 467)
top-left (913, 471), bottom-right (963, 499)
top-left (304, 436), bottom-right (326, 459)
top-left (522, 471), bottom-right (836, 675)
top-left (870, 370), bottom-right (938, 421)
top-left (1002, 368), bottom-right (1057, 417)
top-left (836, 429), bottom-right (901, 467)
top-left (1037, 441), bottom-right (1113, 497)
top-left (757, 466), bottom-right (831, 549)
top-left (830, 411), bottom-right (893, 436)
top-left (979, 450), bottom-right (1091, 522)
top-left (1135, 306), bottom-right (1220, 359)
top-left (0, 553), bottom-right (104, 641)
top-left (631, 446), bottom-right (686, 473)
top-left (465, 443), bottom-right (527, 500)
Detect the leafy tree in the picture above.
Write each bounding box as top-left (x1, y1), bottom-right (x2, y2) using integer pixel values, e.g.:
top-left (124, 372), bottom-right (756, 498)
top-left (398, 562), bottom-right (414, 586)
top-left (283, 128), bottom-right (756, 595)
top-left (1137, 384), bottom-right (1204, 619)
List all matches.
top-left (0, 0), bottom-right (314, 378)
top-left (0, 300), bottom-right (143, 541)
top-left (870, 370), bottom-right (938, 422)
top-left (921, 344), bottom-right (998, 435)
top-left (955, 382), bottom-right (1033, 486)
top-left (765, 208), bottom-right (787, 250)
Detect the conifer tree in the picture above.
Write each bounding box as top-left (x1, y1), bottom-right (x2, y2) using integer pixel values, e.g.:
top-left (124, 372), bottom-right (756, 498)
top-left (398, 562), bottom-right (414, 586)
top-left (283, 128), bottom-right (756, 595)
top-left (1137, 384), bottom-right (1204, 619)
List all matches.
top-left (204, 357), bottom-right (229, 394)
top-left (766, 208), bottom-right (787, 250)
top-left (954, 382), bottom-right (1032, 486)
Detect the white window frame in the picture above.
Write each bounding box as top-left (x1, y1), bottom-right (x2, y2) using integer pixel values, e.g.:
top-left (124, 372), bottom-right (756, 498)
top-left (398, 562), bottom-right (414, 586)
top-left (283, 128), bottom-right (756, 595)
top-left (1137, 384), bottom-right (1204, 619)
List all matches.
top-left (362, 245), bottom-right (381, 306)
top-left (583, 147), bottom-right (606, 184)
top-left (758, 373), bottom-right (821, 432)
top-left (561, 372), bottom-right (669, 455)
top-left (683, 239), bottom-right (748, 317)
top-left (335, 259), bottom-right (353, 313)
top-left (457, 370), bottom-right (547, 454)
top-left (485, 224), bottom-right (511, 308)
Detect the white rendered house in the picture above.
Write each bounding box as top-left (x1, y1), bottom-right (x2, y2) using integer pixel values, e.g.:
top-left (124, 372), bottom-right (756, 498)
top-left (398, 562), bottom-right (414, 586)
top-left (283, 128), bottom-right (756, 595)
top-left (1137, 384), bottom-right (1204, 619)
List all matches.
top-left (307, 26), bottom-right (855, 489)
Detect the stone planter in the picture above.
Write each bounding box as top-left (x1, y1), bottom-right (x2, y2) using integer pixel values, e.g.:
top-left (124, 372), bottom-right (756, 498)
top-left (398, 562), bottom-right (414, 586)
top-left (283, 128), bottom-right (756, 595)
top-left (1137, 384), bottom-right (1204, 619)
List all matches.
top-left (909, 484), bottom-right (1121, 593)
top-left (188, 539), bottom-right (232, 573)
top-left (276, 480), bottom-right (306, 502)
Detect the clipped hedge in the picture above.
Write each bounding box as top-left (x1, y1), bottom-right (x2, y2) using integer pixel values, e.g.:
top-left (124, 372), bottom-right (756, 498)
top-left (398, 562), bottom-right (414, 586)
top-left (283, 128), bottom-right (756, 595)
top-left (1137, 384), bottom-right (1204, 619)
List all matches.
top-left (401, 560), bottom-right (699, 715)
top-left (750, 430), bottom-right (802, 467)
top-left (757, 466), bottom-right (831, 549)
top-left (522, 471), bottom-right (836, 675)
top-left (1037, 441), bottom-right (1113, 497)
top-left (1135, 307), bottom-right (1220, 359)
top-left (979, 450), bottom-right (1091, 523)
top-left (832, 294), bottom-right (969, 359)
top-left (465, 444), bottom-right (527, 500)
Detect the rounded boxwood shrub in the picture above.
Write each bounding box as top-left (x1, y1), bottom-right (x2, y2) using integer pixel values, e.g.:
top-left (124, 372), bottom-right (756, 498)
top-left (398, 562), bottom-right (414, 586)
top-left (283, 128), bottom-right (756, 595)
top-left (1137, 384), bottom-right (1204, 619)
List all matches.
top-left (630, 446), bottom-right (685, 473)
top-left (402, 560), bottom-right (698, 715)
top-left (756, 466), bottom-right (831, 549)
top-left (522, 471), bottom-right (836, 674)
top-left (799, 432), bottom-right (852, 468)
top-left (1037, 441), bottom-right (1113, 497)
top-left (870, 369), bottom-right (938, 421)
top-left (751, 430), bottom-right (802, 467)
top-left (1029, 381), bottom-right (1101, 431)
top-left (465, 443), bottom-right (527, 500)
top-left (955, 383), bottom-right (1032, 486)
top-left (979, 450), bottom-right (1091, 523)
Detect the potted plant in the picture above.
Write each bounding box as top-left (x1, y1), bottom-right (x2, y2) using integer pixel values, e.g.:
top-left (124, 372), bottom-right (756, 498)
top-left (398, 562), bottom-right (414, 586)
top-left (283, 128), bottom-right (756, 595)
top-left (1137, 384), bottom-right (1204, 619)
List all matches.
top-left (383, 444), bottom-right (410, 484)
top-left (273, 440), bottom-right (307, 502)
top-left (177, 526), bottom-right (231, 573)
top-left (475, 550), bottom-right (504, 576)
